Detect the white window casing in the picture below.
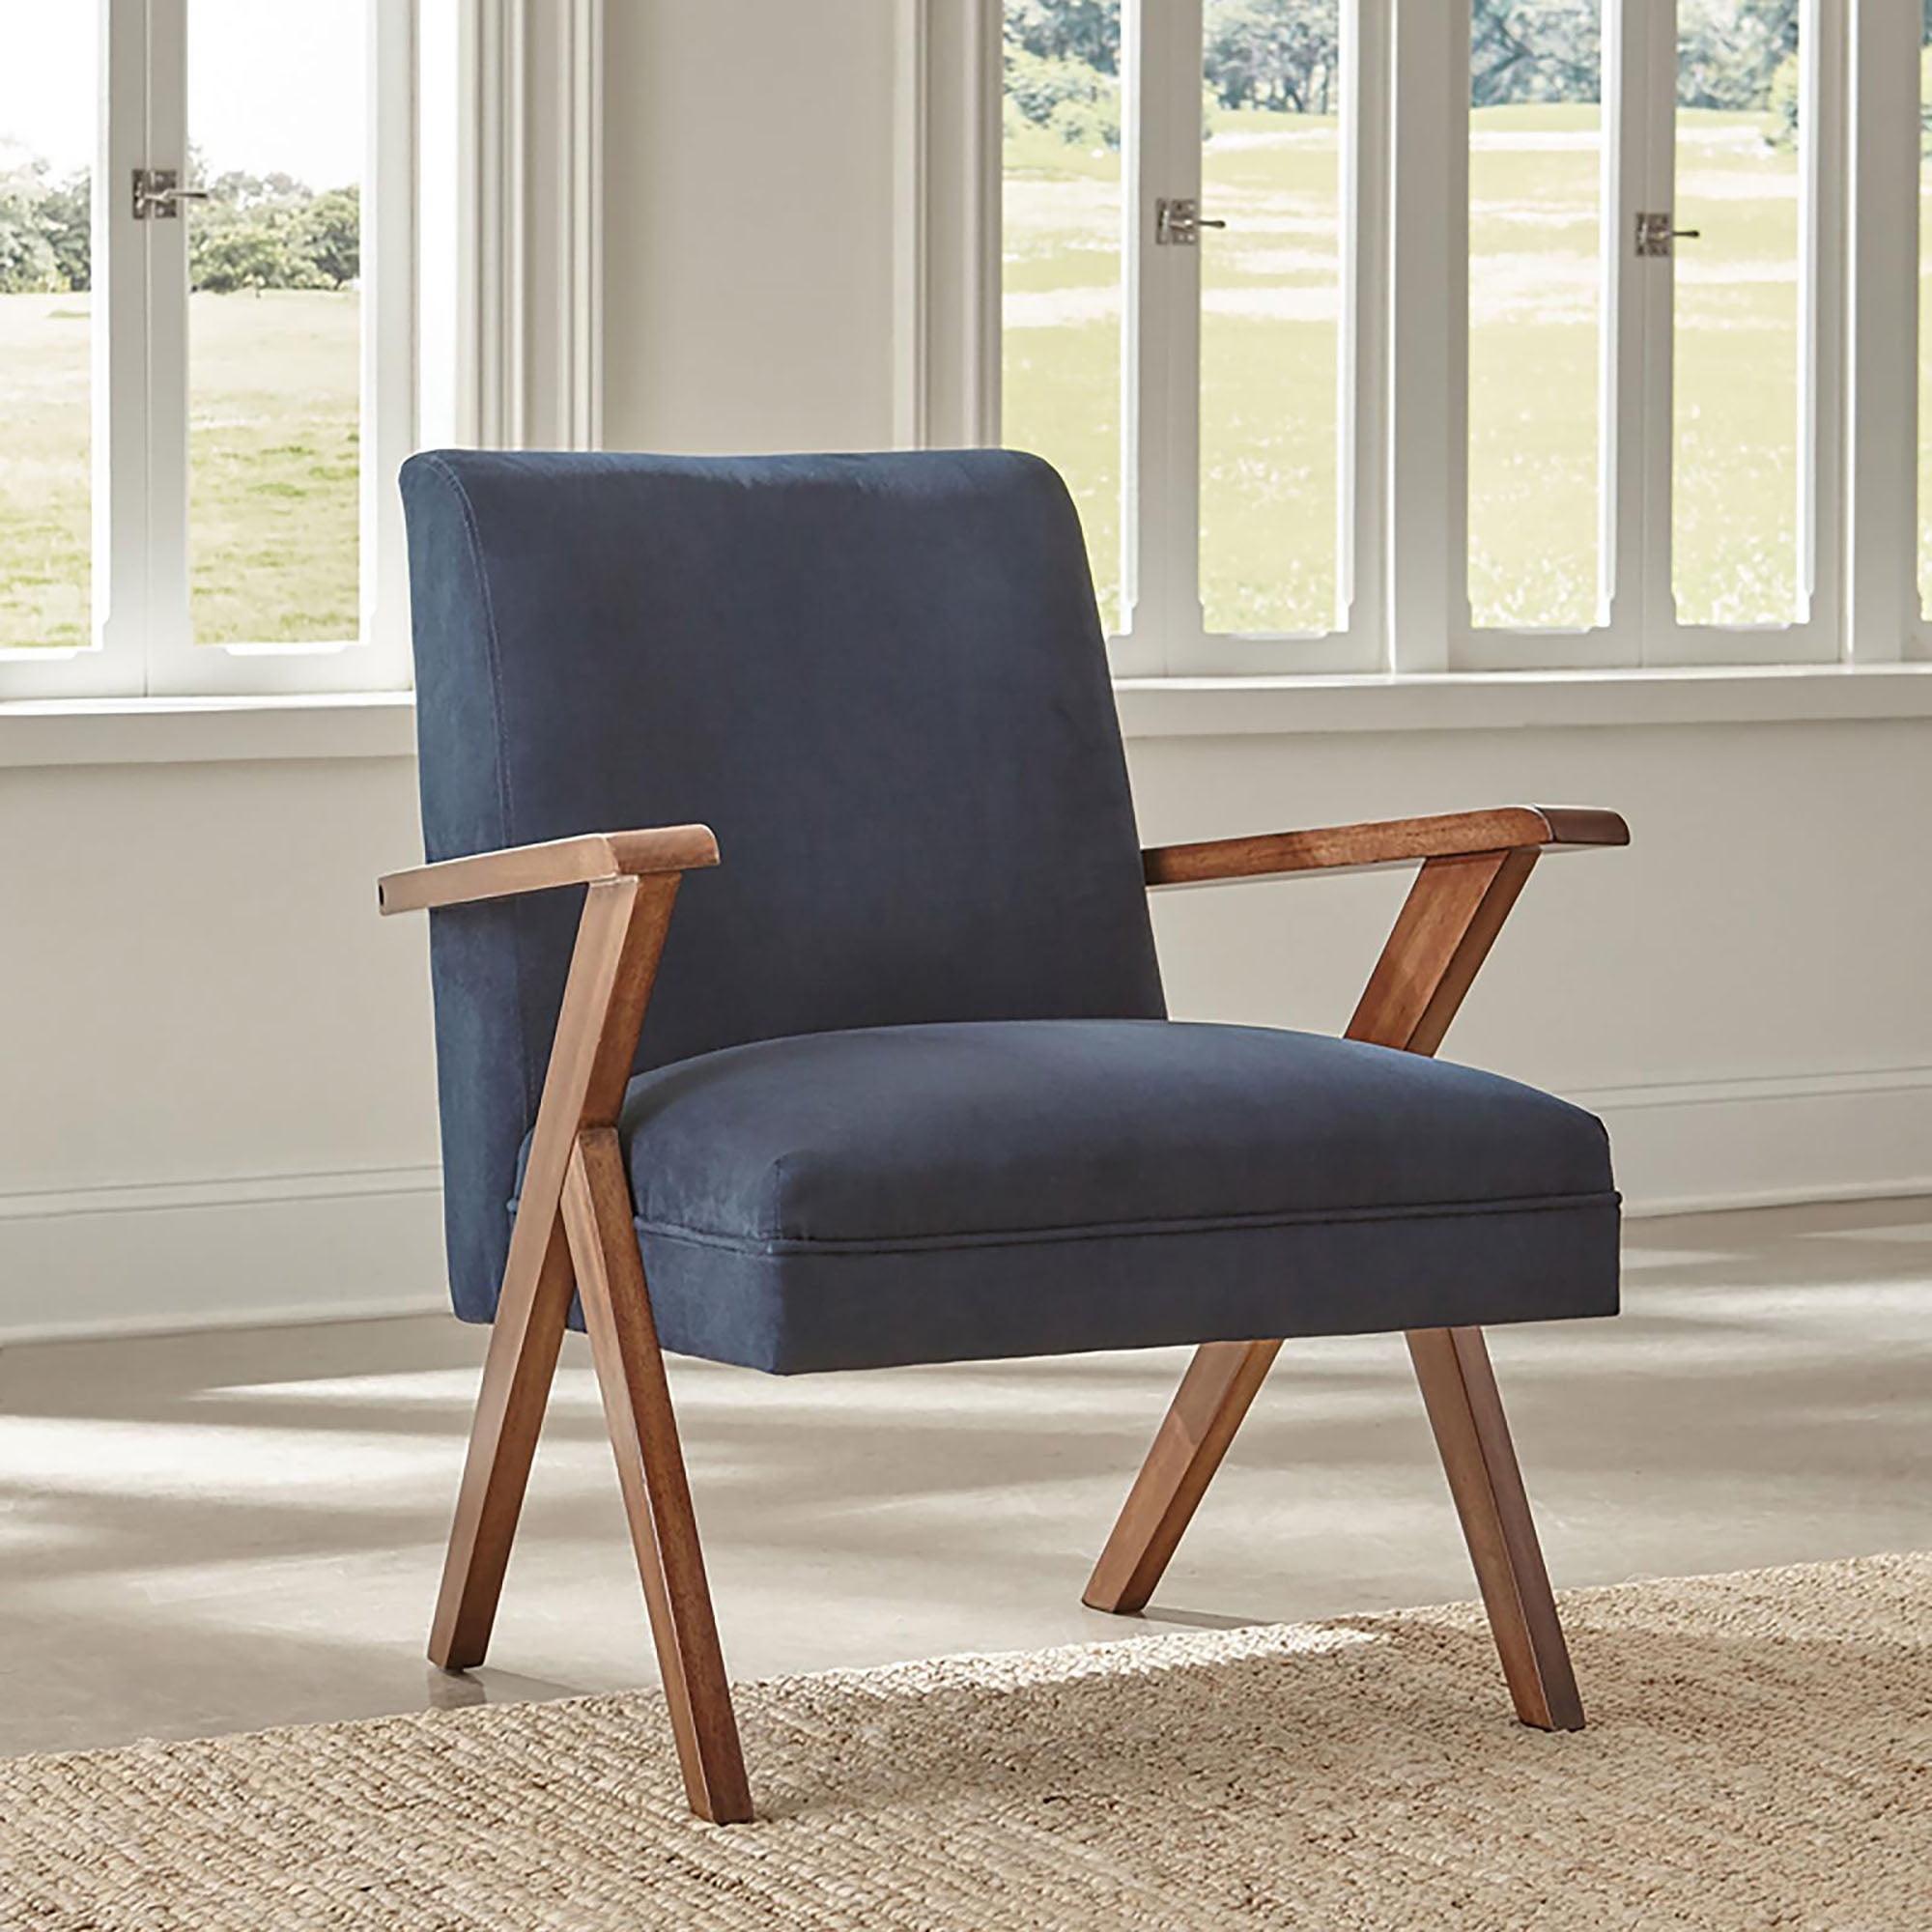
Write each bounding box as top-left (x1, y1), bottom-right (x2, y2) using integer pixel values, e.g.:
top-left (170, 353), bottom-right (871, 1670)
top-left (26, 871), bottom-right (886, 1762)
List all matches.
top-left (459, 0), bottom-right (604, 454)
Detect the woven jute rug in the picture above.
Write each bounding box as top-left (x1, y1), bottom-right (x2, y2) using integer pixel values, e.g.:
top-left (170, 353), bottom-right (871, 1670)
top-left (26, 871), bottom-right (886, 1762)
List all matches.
top-left (2, 1552), bottom-right (1926, 1930)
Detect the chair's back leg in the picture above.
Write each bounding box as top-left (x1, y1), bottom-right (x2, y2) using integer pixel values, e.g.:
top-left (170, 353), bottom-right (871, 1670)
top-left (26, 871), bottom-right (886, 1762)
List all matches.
top-left (1084, 1340), bottom-right (1281, 1614)
top-left (429, 1226), bottom-right (574, 1670)
top-left (563, 1130), bottom-right (753, 1824)
top-left (1406, 1325), bottom-right (1582, 1729)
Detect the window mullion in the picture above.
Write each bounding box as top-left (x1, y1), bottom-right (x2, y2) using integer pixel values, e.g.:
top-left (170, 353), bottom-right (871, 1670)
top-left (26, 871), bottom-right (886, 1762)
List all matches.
top-left (1846, 0), bottom-right (1916, 661)
top-left (1387, 0), bottom-right (1466, 673)
top-left (1598, 0), bottom-right (1651, 662)
top-left (1344, 0), bottom-right (1392, 666)
top-left (1120, 0), bottom-right (1204, 675)
top-left (137, 0), bottom-right (187, 696)
top-left (93, 0), bottom-right (152, 695)
top-left (1634, 0), bottom-right (1676, 661)
top-left (1797, 0), bottom-right (1847, 651)
top-left (363, 0), bottom-right (418, 684)
top-left (1160, 0), bottom-right (1204, 668)
top-left (141, 0), bottom-right (190, 696)
top-left (1116, 0), bottom-right (1154, 672)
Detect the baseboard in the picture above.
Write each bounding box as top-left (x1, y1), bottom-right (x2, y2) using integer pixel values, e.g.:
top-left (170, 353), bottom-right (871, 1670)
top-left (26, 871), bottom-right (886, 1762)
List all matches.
top-left (1580, 1065), bottom-right (1932, 1221)
top-left (1, 1065), bottom-right (1928, 1345)
top-left (0, 1165), bottom-right (447, 1346)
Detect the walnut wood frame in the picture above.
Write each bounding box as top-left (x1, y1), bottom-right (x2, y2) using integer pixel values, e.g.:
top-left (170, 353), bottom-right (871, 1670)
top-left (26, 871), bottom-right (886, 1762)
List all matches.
top-left (380, 801), bottom-right (1623, 1818)
top-left (381, 827), bottom-right (752, 1823)
top-left (1086, 803), bottom-right (1628, 1737)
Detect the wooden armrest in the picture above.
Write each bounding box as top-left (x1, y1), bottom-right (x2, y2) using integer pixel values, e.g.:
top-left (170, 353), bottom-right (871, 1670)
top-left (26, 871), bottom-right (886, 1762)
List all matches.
top-left (1142, 806), bottom-right (1627, 890)
top-left (379, 825), bottom-right (720, 915)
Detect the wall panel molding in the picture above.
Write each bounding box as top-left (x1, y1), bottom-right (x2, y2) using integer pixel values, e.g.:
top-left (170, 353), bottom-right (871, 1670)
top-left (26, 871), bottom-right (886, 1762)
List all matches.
top-left (0, 1166), bottom-right (445, 1344)
top-left (895, 0), bottom-right (999, 448)
top-left (462, 0), bottom-right (604, 450)
top-left (1586, 1065), bottom-right (1932, 1220)
top-left (6, 1074), bottom-right (1930, 1341)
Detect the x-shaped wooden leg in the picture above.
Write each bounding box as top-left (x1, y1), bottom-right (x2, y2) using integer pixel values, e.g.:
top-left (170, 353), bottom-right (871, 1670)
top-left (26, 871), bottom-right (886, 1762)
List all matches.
top-left (1085, 848), bottom-right (1585, 1731)
top-left (426, 874), bottom-right (753, 1819)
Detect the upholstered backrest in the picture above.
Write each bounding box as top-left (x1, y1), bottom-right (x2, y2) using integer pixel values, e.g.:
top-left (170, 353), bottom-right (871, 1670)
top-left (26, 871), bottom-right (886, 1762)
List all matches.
top-left (402, 449), bottom-right (1166, 1319)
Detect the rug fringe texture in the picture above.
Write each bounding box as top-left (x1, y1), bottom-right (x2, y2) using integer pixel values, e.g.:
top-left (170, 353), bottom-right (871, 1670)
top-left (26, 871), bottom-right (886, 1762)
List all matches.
top-left (1, 1552), bottom-right (1927, 1929)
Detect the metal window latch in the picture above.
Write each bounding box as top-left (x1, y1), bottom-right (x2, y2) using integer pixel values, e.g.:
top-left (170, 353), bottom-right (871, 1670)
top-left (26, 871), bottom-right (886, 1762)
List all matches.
top-left (132, 168), bottom-right (212, 220)
top-left (1155, 197), bottom-right (1227, 246)
top-left (1635, 211), bottom-right (1700, 258)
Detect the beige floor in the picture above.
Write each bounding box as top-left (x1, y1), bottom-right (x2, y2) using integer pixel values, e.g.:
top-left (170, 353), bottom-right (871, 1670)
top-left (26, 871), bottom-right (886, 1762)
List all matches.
top-left (1, 1199), bottom-right (1927, 1759)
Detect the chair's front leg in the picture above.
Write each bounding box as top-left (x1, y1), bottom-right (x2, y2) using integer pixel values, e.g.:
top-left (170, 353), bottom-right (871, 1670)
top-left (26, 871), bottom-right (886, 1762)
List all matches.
top-left (429, 874), bottom-right (681, 1673)
top-left (1084, 1340), bottom-right (1281, 1614)
top-left (1087, 847), bottom-right (1586, 1727)
top-left (563, 1131), bottom-right (753, 1823)
top-left (1406, 1326), bottom-right (1582, 1729)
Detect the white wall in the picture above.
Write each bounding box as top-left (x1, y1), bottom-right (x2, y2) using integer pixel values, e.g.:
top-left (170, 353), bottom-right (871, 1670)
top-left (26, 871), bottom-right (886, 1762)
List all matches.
top-left (2, 1), bottom-right (1926, 1341)
top-left (0, 754), bottom-right (443, 1338)
top-left (602, 0), bottom-right (900, 454)
top-left (1131, 720), bottom-right (1932, 1214)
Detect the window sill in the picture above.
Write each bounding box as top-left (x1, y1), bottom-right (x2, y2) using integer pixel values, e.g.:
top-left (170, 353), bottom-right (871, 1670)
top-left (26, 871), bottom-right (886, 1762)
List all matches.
top-left (0, 692), bottom-right (416, 770)
top-left (1112, 663), bottom-right (1932, 737)
top-left (3, 665), bottom-right (1931, 771)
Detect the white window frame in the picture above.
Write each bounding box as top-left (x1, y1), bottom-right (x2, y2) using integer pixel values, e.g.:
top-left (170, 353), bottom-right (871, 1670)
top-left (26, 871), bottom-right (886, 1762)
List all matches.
top-left (0, 0), bottom-right (416, 702)
top-left (914, 0), bottom-right (1923, 681)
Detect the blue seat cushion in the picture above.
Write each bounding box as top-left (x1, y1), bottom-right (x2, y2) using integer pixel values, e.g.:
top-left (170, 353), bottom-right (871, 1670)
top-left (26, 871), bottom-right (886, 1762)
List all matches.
top-left (516, 1019), bottom-right (1619, 1374)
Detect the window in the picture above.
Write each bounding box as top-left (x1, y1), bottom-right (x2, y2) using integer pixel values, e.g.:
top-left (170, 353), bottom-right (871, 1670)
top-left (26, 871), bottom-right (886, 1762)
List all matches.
top-left (1001, 0), bottom-right (1383, 674)
top-left (0, 0), bottom-right (415, 699)
top-left (978, 0), bottom-right (1921, 677)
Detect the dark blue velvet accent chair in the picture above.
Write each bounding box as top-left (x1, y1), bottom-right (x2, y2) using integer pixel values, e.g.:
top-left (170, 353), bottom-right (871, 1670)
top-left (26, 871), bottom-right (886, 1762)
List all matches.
top-left (382, 448), bottom-right (1627, 1822)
